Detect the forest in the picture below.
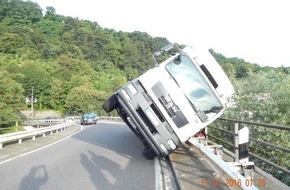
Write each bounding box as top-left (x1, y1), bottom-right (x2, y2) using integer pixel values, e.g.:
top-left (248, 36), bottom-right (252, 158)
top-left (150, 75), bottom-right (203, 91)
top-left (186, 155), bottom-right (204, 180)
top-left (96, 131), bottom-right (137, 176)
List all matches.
top-left (1, 0), bottom-right (289, 127)
top-left (0, 0), bottom-right (289, 185)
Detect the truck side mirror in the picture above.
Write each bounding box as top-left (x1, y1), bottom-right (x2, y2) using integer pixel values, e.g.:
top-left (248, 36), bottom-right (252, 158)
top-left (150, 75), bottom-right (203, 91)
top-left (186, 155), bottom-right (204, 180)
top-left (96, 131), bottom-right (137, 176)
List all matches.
top-left (174, 55), bottom-right (182, 65)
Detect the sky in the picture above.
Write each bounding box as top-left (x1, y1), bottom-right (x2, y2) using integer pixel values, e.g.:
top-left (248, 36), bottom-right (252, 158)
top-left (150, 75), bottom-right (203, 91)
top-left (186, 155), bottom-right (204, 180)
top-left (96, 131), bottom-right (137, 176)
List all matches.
top-left (31, 0), bottom-right (290, 67)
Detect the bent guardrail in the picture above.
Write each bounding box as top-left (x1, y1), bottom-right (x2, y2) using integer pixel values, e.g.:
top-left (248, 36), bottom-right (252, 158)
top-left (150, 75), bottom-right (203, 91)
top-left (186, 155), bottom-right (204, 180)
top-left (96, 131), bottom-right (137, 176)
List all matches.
top-left (0, 121), bottom-right (75, 148)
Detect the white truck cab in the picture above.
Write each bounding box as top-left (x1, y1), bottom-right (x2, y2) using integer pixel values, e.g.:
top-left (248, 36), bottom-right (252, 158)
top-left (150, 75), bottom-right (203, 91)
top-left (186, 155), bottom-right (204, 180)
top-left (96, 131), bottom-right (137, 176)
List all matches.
top-left (102, 44), bottom-right (235, 159)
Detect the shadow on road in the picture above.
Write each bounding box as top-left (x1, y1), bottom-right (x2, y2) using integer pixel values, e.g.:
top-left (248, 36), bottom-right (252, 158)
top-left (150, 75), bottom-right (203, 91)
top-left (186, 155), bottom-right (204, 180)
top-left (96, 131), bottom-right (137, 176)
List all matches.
top-left (74, 121), bottom-right (155, 189)
top-left (73, 121), bottom-right (146, 159)
top-left (18, 165), bottom-right (48, 190)
top-left (80, 151), bottom-right (120, 189)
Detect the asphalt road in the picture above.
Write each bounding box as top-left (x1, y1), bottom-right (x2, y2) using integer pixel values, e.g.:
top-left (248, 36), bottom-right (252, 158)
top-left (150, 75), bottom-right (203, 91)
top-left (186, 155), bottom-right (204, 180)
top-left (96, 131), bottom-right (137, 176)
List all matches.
top-left (0, 121), bottom-right (155, 190)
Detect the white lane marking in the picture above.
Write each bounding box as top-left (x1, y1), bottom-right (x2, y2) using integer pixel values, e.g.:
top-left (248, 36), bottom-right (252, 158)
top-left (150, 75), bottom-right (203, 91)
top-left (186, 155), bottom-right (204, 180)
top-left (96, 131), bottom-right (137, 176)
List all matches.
top-left (0, 125), bottom-right (83, 165)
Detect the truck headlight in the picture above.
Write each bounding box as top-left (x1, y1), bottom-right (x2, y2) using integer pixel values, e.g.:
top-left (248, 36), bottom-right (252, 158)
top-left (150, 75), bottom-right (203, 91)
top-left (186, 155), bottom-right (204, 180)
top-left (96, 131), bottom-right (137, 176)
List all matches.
top-left (167, 139), bottom-right (176, 150)
top-left (160, 144), bottom-right (168, 154)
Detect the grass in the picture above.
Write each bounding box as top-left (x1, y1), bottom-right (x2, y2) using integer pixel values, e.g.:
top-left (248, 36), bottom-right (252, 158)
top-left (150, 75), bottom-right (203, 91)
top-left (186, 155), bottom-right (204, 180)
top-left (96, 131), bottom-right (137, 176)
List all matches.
top-left (0, 126), bottom-right (25, 135)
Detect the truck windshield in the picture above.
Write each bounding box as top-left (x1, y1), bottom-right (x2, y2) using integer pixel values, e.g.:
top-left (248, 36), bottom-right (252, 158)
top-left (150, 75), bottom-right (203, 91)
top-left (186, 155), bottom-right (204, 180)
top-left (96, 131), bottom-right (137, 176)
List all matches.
top-left (165, 55), bottom-right (223, 122)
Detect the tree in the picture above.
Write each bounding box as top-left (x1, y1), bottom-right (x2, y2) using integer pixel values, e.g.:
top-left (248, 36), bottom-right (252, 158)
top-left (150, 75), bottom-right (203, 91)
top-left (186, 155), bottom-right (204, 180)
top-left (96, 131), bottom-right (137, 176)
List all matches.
top-left (0, 32), bottom-right (25, 54)
top-left (231, 70), bottom-right (290, 125)
top-left (49, 79), bottom-right (66, 110)
top-left (64, 86), bottom-right (100, 114)
top-left (0, 0), bottom-right (42, 25)
top-left (0, 71), bottom-right (25, 127)
top-left (44, 6), bottom-right (56, 20)
top-left (235, 64), bottom-right (249, 78)
top-left (17, 60), bottom-right (53, 110)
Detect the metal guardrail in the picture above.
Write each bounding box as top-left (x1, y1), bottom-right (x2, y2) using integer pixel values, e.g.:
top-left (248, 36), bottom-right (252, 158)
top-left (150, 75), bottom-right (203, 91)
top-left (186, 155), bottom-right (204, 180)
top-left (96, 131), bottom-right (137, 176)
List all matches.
top-left (99, 116), bottom-right (122, 121)
top-left (208, 118), bottom-right (290, 174)
top-left (0, 121), bottom-right (75, 148)
top-left (208, 118), bottom-right (290, 185)
top-left (187, 138), bottom-right (260, 190)
top-left (0, 116), bottom-right (122, 148)
top-left (22, 116), bottom-right (122, 126)
top-left (22, 118), bottom-right (67, 126)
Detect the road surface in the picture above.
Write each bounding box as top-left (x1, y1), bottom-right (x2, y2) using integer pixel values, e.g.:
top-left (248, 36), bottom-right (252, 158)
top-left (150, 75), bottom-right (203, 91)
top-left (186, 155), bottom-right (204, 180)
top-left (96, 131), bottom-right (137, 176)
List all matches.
top-left (0, 121), bottom-right (156, 190)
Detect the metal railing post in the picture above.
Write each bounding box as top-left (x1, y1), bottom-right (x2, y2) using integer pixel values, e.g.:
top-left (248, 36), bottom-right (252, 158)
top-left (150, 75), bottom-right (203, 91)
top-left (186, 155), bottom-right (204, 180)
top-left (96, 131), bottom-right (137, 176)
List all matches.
top-left (234, 122), bottom-right (239, 162)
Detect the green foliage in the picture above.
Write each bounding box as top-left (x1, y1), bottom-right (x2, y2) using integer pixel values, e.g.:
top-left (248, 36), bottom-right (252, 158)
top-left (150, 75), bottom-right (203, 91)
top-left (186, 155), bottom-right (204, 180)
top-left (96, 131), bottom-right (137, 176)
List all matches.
top-left (0, 126), bottom-right (25, 135)
top-left (0, 0), bottom-right (170, 124)
top-left (0, 0), bottom-right (289, 185)
top-left (0, 0), bottom-right (42, 25)
top-left (221, 69), bottom-right (290, 185)
top-left (0, 32), bottom-right (25, 53)
top-left (210, 49), bottom-right (261, 79)
top-left (64, 86), bottom-right (103, 114)
top-left (228, 70), bottom-right (290, 125)
top-left (49, 79), bottom-right (66, 110)
top-left (0, 0), bottom-right (288, 129)
top-left (0, 70), bottom-right (25, 126)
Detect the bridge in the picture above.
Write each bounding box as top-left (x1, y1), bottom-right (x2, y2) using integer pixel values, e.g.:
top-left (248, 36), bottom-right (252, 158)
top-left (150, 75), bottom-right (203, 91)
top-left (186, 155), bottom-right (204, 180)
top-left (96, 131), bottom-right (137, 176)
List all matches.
top-left (0, 117), bottom-right (289, 189)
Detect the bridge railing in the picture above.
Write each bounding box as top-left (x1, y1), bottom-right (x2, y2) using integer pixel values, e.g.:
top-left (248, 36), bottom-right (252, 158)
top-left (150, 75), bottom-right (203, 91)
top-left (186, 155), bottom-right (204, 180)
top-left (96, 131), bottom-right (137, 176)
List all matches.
top-left (207, 117), bottom-right (290, 184)
top-left (0, 121), bottom-right (75, 148)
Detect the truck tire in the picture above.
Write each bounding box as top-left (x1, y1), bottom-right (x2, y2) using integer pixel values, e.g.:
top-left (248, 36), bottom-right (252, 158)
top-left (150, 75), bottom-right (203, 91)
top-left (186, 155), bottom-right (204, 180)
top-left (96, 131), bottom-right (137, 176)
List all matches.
top-left (143, 146), bottom-right (156, 160)
top-left (102, 94), bottom-right (119, 113)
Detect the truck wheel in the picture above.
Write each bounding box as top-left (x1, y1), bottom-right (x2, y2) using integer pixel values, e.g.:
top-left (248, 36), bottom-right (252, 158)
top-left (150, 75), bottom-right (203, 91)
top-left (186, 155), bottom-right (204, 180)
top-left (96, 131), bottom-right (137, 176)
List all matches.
top-left (102, 94), bottom-right (119, 113)
top-left (143, 146), bottom-right (156, 160)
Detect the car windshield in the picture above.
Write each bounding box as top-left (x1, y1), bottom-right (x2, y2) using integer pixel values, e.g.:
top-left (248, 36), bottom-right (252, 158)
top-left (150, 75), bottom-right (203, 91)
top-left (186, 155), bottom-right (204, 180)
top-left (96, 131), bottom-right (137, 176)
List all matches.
top-left (84, 113), bottom-right (96, 118)
top-left (165, 55), bottom-right (223, 122)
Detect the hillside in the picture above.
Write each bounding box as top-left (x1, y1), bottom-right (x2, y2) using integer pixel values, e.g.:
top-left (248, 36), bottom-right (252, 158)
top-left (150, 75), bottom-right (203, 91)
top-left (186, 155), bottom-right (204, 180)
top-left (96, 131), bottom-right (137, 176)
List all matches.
top-left (0, 0), bottom-right (289, 127)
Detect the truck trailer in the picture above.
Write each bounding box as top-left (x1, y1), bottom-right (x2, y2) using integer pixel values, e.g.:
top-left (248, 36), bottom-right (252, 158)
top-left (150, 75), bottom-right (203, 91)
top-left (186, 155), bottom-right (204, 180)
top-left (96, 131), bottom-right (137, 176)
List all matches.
top-left (102, 44), bottom-right (235, 159)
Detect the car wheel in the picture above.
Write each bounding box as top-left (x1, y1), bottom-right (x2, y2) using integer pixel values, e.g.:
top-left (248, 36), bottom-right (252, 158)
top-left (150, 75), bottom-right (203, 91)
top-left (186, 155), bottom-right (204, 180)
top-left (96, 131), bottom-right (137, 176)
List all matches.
top-left (143, 146), bottom-right (156, 160)
top-left (102, 93), bottom-right (119, 113)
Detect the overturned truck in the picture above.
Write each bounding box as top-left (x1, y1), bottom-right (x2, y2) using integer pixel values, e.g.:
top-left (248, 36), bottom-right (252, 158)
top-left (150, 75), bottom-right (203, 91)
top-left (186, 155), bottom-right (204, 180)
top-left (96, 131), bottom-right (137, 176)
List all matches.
top-left (102, 44), bottom-right (235, 159)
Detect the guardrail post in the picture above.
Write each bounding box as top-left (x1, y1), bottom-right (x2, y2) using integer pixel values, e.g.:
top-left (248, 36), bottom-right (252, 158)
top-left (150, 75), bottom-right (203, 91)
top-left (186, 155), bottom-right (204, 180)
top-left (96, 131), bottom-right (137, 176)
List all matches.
top-left (234, 122), bottom-right (239, 162)
top-left (238, 127), bottom-right (249, 163)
